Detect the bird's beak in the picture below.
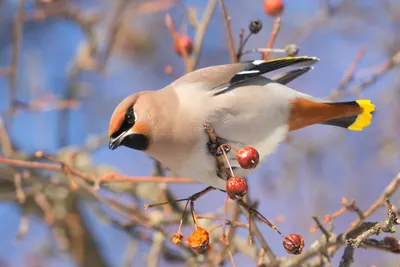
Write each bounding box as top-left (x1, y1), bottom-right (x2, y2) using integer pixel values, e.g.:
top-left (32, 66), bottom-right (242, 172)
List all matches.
top-left (109, 129), bottom-right (132, 150)
top-left (109, 137), bottom-right (120, 150)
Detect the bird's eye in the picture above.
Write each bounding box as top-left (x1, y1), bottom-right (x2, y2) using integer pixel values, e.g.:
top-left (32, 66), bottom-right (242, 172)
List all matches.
top-left (125, 106), bottom-right (136, 125)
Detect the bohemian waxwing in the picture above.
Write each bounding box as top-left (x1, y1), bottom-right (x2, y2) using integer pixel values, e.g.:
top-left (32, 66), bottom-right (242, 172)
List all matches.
top-left (108, 56), bottom-right (375, 190)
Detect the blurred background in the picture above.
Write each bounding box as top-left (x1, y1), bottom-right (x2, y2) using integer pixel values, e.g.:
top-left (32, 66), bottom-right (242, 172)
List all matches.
top-left (0, 0), bottom-right (399, 266)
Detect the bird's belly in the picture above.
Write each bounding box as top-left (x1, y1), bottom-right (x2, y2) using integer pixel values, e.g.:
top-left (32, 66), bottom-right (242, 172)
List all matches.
top-left (177, 144), bottom-right (228, 190)
top-left (215, 124), bottom-right (289, 168)
top-left (174, 123), bottom-right (288, 191)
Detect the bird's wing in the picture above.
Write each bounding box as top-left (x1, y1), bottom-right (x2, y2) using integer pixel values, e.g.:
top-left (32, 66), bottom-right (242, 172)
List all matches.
top-left (269, 66), bottom-right (314, 85)
top-left (211, 56), bottom-right (319, 96)
top-left (170, 56), bottom-right (319, 94)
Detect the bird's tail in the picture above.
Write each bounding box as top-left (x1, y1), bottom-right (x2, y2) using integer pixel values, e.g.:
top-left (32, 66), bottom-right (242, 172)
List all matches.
top-left (320, 100), bottom-right (375, 131)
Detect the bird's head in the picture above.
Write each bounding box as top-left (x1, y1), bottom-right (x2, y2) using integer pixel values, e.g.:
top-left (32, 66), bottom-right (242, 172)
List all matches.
top-left (108, 92), bottom-right (153, 151)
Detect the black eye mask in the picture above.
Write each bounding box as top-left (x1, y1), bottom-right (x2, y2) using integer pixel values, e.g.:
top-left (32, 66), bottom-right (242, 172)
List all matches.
top-left (111, 105), bottom-right (135, 138)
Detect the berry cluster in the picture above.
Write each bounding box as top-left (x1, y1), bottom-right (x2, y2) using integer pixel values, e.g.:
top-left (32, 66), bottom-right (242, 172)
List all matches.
top-left (145, 126), bottom-right (305, 256)
top-left (173, 0), bottom-right (286, 58)
top-left (225, 145), bottom-right (259, 200)
top-left (217, 143), bottom-right (304, 255)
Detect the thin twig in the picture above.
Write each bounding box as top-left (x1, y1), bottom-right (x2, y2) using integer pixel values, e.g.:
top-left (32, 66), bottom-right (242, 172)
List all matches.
top-left (165, 14), bottom-right (192, 72)
top-left (239, 199), bottom-right (278, 266)
top-left (98, 0), bottom-right (130, 73)
top-left (0, 116), bottom-right (13, 157)
top-left (34, 192), bottom-right (55, 224)
top-left (345, 173), bottom-right (400, 233)
top-left (122, 239), bottom-right (139, 267)
top-left (13, 173), bottom-right (25, 204)
top-left (218, 0), bottom-right (238, 63)
top-left (0, 157), bottom-right (196, 186)
top-left (346, 49), bottom-right (400, 97)
top-left (227, 247), bottom-right (237, 267)
top-left (15, 214), bottom-right (29, 242)
top-left (262, 17), bottom-right (281, 60)
top-left (190, 0), bottom-right (218, 70)
top-left (147, 232), bottom-right (164, 267)
top-left (329, 46), bottom-right (367, 100)
top-left (312, 216), bottom-right (331, 240)
top-left (217, 201), bottom-right (240, 265)
top-left (8, 0), bottom-right (26, 112)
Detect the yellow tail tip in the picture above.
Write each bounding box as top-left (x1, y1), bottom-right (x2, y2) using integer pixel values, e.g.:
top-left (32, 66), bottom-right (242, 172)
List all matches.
top-left (348, 100), bottom-right (375, 131)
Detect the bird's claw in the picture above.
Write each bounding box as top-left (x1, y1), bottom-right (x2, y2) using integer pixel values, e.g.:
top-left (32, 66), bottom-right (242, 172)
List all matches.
top-left (207, 141), bottom-right (221, 156)
top-left (204, 123), bottom-right (231, 156)
top-left (204, 122), bottom-right (231, 180)
top-left (206, 137), bottom-right (231, 156)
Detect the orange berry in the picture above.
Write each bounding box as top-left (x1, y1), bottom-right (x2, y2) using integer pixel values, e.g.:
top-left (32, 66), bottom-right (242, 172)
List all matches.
top-left (187, 226), bottom-right (210, 254)
top-left (172, 233), bottom-right (184, 245)
top-left (264, 0), bottom-right (284, 17)
top-left (164, 65), bottom-right (173, 74)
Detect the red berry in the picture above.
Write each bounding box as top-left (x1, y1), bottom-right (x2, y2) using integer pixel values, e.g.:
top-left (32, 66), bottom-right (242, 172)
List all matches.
top-left (264, 0), bottom-right (284, 17)
top-left (283, 234), bottom-right (304, 255)
top-left (174, 35), bottom-right (193, 57)
top-left (236, 146), bottom-right (260, 169)
top-left (226, 176), bottom-right (248, 200)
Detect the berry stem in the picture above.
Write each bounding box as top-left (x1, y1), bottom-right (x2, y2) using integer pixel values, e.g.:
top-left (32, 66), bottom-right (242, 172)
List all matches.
top-left (177, 200), bottom-right (190, 234)
top-left (237, 199), bottom-right (284, 237)
top-left (190, 199), bottom-right (198, 229)
top-left (222, 195), bottom-right (229, 236)
top-left (145, 186), bottom-right (215, 209)
top-left (219, 143), bottom-right (239, 153)
top-left (145, 197), bottom-right (191, 209)
top-left (145, 186), bottom-right (215, 232)
top-left (248, 211), bottom-right (253, 245)
top-left (218, 145), bottom-right (235, 177)
top-left (237, 30), bottom-right (252, 60)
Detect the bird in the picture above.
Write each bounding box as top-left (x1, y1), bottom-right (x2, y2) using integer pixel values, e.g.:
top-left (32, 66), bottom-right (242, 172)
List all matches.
top-left (108, 56), bottom-right (375, 190)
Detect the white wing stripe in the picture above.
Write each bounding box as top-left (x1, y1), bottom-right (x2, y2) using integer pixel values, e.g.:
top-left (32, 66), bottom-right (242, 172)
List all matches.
top-left (236, 70), bottom-right (260, 75)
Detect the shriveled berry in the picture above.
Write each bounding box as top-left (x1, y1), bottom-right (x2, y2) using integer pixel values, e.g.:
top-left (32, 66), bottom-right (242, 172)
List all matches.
top-left (283, 234), bottom-right (304, 255)
top-left (383, 237), bottom-right (400, 253)
top-left (226, 176), bottom-right (248, 200)
top-left (284, 44), bottom-right (299, 57)
top-left (172, 232), bottom-right (184, 245)
top-left (187, 226), bottom-right (210, 254)
top-left (263, 0), bottom-right (284, 17)
top-left (249, 19), bottom-right (263, 34)
top-left (174, 35), bottom-right (193, 57)
top-left (391, 242), bottom-right (400, 253)
top-left (195, 244), bottom-right (211, 254)
top-left (236, 146), bottom-right (260, 169)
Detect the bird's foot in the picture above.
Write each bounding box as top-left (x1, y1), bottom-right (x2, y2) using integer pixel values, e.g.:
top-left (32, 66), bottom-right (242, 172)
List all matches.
top-left (204, 122), bottom-right (233, 180)
top-left (204, 123), bottom-right (231, 156)
top-left (207, 139), bottom-right (231, 156)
